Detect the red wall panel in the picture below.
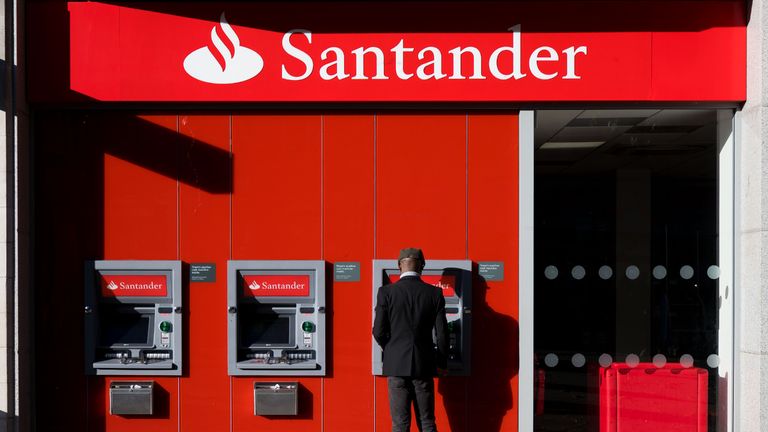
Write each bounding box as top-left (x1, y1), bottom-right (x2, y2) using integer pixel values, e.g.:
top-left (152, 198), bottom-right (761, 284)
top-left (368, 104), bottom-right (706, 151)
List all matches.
top-left (467, 113), bottom-right (520, 431)
top-left (322, 115), bottom-right (376, 431)
top-left (178, 115), bottom-right (231, 431)
top-left (375, 114), bottom-right (467, 259)
top-left (101, 114), bottom-right (180, 432)
top-left (231, 115), bottom-right (321, 259)
top-left (103, 115), bottom-right (178, 259)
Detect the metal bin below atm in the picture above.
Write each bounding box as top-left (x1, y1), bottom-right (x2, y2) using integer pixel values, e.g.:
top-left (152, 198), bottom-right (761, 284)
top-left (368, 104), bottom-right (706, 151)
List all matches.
top-left (254, 382), bottom-right (298, 416)
top-left (110, 381), bottom-right (154, 416)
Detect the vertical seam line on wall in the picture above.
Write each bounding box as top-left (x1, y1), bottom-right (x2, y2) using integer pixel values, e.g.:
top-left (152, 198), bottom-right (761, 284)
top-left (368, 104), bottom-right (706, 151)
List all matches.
top-left (85, 377), bottom-right (89, 432)
top-left (320, 115), bottom-right (325, 432)
top-left (464, 113), bottom-right (469, 431)
top-left (176, 115), bottom-right (181, 432)
top-left (321, 115), bottom-right (324, 260)
top-left (177, 116), bottom-right (180, 261)
top-left (229, 115), bottom-right (233, 260)
top-left (177, 378), bottom-right (181, 432)
top-left (229, 115), bottom-right (234, 432)
top-left (373, 114), bottom-right (378, 260)
top-left (465, 113), bottom-right (469, 260)
top-left (372, 113), bottom-right (377, 432)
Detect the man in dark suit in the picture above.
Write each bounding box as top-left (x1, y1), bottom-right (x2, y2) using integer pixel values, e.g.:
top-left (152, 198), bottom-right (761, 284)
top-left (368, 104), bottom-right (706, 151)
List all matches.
top-left (373, 248), bottom-right (449, 432)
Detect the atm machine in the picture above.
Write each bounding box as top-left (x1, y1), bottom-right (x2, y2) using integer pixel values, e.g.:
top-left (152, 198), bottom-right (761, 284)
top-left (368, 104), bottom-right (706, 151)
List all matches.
top-left (227, 260), bottom-right (326, 377)
top-left (84, 260), bottom-right (183, 376)
top-left (84, 260), bottom-right (182, 416)
top-left (372, 260), bottom-right (472, 376)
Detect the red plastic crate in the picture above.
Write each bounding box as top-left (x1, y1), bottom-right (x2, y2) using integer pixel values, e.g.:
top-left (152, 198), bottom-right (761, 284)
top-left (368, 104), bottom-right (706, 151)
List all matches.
top-left (600, 362), bottom-right (707, 432)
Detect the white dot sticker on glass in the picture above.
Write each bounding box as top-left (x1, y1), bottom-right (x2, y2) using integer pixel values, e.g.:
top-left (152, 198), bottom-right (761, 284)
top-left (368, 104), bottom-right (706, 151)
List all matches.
top-left (625, 354), bottom-right (640, 367)
top-left (707, 265), bottom-right (721, 280)
top-left (680, 354), bottom-right (694, 368)
top-left (626, 265), bottom-right (640, 280)
top-left (544, 266), bottom-right (559, 280)
top-left (680, 265), bottom-right (694, 280)
top-left (707, 354), bottom-right (720, 368)
top-left (652, 354), bottom-right (667, 368)
top-left (572, 266), bottom-right (586, 280)
top-left (544, 353), bottom-right (559, 367)
top-left (599, 266), bottom-right (613, 280)
top-left (653, 265), bottom-right (667, 280)
top-left (571, 353), bottom-right (586, 368)
top-left (598, 354), bottom-right (613, 368)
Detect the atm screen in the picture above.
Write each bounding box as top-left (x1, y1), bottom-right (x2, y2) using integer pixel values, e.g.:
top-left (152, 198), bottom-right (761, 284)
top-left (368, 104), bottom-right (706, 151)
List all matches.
top-left (99, 311), bottom-right (153, 347)
top-left (240, 313), bottom-right (294, 347)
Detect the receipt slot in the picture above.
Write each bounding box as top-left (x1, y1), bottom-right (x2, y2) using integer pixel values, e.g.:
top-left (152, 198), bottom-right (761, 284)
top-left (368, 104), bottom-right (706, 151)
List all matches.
top-left (84, 260), bottom-right (183, 376)
top-left (372, 260), bottom-right (472, 376)
top-left (228, 261), bottom-right (326, 376)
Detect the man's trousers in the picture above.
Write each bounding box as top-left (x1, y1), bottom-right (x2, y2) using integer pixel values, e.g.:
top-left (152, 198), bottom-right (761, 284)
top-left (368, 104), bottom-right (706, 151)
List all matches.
top-left (387, 376), bottom-right (437, 432)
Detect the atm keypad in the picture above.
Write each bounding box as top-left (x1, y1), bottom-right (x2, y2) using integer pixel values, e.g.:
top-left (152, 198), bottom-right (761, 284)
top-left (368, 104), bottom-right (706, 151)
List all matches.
top-left (145, 352), bottom-right (171, 360)
top-left (247, 352), bottom-right (272, 360)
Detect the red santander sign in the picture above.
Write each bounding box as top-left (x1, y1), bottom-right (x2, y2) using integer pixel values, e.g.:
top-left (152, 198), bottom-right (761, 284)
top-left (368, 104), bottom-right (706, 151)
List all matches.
top-left (28, 2), bottom-right (746, 102)
top-left (100, 275), bottom-right (168, 297)
top-left (389, 274), bottom-right (457, 298)
top-left (242, 275), bottom-right (311, 298)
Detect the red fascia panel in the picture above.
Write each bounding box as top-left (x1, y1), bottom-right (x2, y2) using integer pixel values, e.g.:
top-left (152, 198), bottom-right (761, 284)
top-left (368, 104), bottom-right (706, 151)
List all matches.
top-left (26, 1), bottom-right (747, 103)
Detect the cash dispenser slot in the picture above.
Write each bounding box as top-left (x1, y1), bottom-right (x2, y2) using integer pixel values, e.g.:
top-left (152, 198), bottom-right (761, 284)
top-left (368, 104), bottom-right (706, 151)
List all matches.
top-left (254, 382), bottom-right (298, 416)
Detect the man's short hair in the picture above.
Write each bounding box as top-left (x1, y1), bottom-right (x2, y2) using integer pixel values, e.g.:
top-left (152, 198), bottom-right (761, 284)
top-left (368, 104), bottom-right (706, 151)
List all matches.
top-left (398, 247), bottom-right (425, 264)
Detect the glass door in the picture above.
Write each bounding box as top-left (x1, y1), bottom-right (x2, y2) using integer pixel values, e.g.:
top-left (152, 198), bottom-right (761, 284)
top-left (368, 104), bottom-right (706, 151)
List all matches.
top-left (528, 109), bottom-right (734, 432)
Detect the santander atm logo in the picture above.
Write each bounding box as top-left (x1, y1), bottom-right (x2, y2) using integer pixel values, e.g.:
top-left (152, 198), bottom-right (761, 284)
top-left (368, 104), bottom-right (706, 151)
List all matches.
top-left (249, 280), bottom-right (261, 290)
top-left (106, 280), bottom-right (119, 291)
top-left (183, 13), bottom-right (263, 84)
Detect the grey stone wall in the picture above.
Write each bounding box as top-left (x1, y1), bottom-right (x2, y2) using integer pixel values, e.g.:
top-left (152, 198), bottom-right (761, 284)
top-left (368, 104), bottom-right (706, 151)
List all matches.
top-left (740, 0), bottom-right (768, 431)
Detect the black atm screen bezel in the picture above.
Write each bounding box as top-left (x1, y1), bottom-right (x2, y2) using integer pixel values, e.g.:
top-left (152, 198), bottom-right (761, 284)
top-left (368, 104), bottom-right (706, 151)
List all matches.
top-left (239, 307), bottom-right (296, 349)
top-left (98, 307), bottom-right (155, 349)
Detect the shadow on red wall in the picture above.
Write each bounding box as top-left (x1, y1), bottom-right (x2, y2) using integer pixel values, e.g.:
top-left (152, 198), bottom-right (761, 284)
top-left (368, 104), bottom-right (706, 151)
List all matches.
top-left (438, 271), bottom-right (519, 431)
top-left (33, 111), bottom-right (232, 431)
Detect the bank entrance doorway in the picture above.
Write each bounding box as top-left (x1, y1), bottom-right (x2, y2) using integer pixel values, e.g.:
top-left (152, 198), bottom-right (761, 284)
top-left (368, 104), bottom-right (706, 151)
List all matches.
top-left (532, 109), bottom-right (734, 432)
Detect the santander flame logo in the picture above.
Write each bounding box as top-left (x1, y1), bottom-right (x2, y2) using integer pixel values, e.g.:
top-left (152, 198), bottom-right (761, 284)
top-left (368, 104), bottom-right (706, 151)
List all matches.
top-left (107, 280), bottom-right (119, 291)
top-left (249, 280), bottom-right (261, 290)
top-left (183, 13), bottom-right (263, 84)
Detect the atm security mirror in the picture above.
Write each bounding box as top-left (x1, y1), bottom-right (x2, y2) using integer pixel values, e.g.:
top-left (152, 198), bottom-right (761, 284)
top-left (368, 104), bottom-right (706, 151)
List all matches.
top-left (228, 260), bottom-right (326, 376)
top-left (84, 261), bottom-right (182, 376)
top-left (372, 259), bottom-right (472, 376)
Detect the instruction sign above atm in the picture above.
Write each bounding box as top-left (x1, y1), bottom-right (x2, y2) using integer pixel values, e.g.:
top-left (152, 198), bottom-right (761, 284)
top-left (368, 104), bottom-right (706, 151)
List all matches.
top-left (28, 1), bottom-right (746, 102)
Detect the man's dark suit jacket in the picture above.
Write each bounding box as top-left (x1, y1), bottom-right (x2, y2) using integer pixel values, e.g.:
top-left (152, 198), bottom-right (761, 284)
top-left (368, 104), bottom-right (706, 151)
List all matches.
top-left (373, 275), bottom-right (450, 377)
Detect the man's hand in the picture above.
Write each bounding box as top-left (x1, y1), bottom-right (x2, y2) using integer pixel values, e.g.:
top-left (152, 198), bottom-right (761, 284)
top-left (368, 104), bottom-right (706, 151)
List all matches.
top-left (437, 368), bottom-right (449, 377)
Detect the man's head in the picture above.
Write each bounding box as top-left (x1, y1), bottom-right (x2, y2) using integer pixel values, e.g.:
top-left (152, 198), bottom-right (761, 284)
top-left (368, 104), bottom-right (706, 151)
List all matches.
top-left (398, 247), bottom-right (425, 273)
